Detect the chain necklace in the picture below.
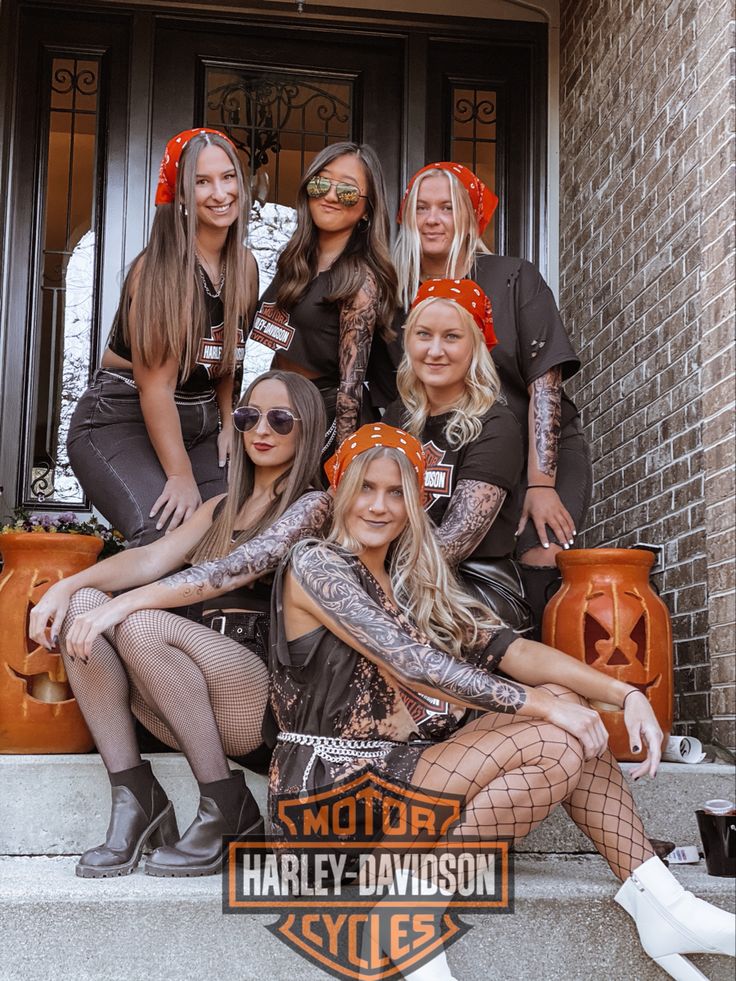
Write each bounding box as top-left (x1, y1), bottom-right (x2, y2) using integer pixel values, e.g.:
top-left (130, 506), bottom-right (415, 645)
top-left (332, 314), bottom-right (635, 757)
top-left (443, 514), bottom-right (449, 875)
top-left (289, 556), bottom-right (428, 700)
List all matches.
top-left (196, 252), bottom-right (225, 298)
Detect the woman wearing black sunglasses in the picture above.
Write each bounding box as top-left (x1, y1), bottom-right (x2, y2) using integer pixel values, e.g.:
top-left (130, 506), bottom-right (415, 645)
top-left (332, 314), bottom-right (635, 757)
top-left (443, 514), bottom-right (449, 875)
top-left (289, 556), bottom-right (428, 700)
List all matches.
top-left (251, 142), bottom-right (398, 458)
top-left (29, 370), bottom-right (332, 879)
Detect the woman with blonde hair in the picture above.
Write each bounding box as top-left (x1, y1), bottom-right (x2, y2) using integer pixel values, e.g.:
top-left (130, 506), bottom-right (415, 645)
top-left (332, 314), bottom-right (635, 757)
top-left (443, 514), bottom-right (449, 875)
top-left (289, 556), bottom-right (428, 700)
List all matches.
top-left (251, 141), bottom-right (397, 456)
top-left (384, 278), bottom-right (530, 629)
top-left (31, 371), bottom-right (331, 879)
top-left (269, 422), bottom-right (734, 981)
top-left (68, 128), bottom-right (258, 547)
top-left (394, 162), bottom-right (592, 633)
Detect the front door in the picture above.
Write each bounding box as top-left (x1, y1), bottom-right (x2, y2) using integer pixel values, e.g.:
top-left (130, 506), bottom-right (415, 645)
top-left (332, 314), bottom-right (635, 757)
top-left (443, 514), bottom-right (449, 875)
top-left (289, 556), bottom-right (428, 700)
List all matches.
top-left (0, 2), bottom-right (546, 515)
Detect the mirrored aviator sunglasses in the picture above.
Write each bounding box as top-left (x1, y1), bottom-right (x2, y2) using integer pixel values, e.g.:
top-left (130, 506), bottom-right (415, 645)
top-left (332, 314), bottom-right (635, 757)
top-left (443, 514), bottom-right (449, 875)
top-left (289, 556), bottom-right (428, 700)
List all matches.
top-left (232, 406), bottom-right (300, 436)
top-left (305, 175), bottom-right (364, 208)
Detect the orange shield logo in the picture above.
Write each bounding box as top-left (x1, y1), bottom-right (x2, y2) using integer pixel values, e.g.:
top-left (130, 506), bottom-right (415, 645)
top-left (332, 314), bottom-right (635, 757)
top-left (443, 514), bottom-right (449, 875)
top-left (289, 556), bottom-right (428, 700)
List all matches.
top-left (223, 769), bottom-right (513, 979)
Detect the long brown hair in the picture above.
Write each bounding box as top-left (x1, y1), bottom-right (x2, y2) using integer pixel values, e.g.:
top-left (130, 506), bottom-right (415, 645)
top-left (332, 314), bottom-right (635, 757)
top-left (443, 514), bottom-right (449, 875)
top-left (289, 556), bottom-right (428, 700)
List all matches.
top-left (189, 370), bottom-right (326, 563)
top-left (274, 142), bottom-right (397, 336)
top-left (111, 132), bottom-right (252, 379)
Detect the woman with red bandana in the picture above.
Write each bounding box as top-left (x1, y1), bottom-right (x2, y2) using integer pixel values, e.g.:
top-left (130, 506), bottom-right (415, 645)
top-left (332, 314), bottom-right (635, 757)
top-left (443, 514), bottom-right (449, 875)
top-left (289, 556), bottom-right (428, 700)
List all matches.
top-left (394, 163), bottom-right (593, 634)
top-left (67, 128), bottom-right (258, 547)
top-left (269, 422), bottom-right (734, 981)
top-left (383, 278), bottom-right (531, 630)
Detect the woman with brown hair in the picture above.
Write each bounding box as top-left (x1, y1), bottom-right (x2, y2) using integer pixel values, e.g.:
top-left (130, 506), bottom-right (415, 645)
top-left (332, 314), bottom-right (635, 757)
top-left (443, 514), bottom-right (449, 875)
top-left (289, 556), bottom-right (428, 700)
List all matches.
top-left (68, 128), bottom-right (258, 547)
top-left (394, 162), bottom-right (592, 633)
top-left (31, 371), bottom-right (331, 879)
top-left (269, 422), bottom-right (734, 981)
top-left (251, 141), bottom-right (397, 456)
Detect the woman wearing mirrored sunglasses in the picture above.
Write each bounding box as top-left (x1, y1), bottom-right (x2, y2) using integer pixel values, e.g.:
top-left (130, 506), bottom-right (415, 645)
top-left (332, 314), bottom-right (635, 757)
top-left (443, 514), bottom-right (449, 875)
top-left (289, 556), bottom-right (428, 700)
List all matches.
top-left (251, 141), bottom-right (398, 459)
top-left (30, 370), bottom-right (332, 879)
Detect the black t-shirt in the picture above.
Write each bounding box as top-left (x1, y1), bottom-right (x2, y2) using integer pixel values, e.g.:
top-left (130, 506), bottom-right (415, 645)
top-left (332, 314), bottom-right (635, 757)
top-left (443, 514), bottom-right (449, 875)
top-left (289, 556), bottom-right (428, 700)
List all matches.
top-left (470, 253), bottom-right (581, 440)
top-left (106, 273), bottom-right (245, 395)
top-left (383, 401), bottom-right (524, 559)
top-left (251, 269), bottom-right (342, 383)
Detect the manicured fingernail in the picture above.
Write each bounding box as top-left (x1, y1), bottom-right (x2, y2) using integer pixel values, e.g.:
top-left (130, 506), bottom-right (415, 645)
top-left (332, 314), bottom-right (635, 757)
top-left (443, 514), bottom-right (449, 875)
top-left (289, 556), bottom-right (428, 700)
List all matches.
top-left (51, 634), bottom-right (58, 645)
top-left (569, 539), bottom-right (575, 545)
top-left (632, 745), bottom-right (640, 753)
top-left (156, 523), bottom-right (162, 530)
top-left (543, 542), bottom-right (549, 549)
top-left (564, 543), bottom-right (570, 549)
top-left (149, 511), bottom-right (155, 518)
top-left (219, 460), bottom-right (225, 467)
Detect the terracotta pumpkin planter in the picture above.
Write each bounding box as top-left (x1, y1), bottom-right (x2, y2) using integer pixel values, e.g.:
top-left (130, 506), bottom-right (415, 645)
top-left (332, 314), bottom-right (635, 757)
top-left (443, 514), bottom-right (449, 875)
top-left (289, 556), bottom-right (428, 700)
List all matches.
top-left (542, 548), bottom-right (673, 762)
top-left (0, 532), bottom-right (102, 753)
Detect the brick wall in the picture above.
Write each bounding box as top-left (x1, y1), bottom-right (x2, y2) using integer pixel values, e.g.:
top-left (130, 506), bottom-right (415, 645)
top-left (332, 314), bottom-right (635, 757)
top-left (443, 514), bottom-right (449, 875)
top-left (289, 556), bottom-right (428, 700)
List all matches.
top-left (558, 0), bottom-right (735, 749)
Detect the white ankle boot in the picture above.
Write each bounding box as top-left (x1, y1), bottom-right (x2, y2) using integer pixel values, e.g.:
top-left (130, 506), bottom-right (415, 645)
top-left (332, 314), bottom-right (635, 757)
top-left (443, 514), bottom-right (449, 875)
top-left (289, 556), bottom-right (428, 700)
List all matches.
top-left (615, 855), bottom-right (735, 980)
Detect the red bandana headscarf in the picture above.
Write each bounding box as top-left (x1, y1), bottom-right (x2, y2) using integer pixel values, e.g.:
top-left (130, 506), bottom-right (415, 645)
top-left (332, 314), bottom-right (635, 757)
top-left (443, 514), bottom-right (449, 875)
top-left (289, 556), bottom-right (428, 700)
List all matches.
top-left (325, 423), bottom-right (426, 493)
top-left (155, 128), bottom-right (236, 206)
top-left (398, 162), bottom-right (499, 235)
top-left (411, 278), bottom-right (497, 350)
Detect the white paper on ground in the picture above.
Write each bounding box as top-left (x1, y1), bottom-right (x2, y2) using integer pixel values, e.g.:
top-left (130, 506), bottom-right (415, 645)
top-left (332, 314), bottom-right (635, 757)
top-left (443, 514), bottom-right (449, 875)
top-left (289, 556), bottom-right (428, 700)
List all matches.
top-left (661, 734), bottom-right (706, 764)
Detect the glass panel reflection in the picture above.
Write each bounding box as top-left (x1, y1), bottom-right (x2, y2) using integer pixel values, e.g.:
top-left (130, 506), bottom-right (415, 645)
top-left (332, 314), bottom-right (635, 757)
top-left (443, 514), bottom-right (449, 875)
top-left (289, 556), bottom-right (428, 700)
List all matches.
top-left (450, 84), bottom-right (497, 249)
top-left (28, 56), bottom-right (100, 504)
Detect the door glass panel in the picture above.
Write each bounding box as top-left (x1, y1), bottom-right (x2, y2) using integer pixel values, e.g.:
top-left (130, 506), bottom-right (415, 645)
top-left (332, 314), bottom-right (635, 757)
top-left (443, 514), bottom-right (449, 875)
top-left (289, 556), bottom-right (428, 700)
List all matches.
top-left (26, 55), bottom-right (101, 504)
top-left (450, 85), bottom-right (497, 249)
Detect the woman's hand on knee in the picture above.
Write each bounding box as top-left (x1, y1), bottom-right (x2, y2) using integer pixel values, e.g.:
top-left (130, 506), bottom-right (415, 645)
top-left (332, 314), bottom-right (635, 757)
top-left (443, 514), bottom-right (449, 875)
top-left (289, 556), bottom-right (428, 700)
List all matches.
top-left (517, 487), bottom-right (576, 551)
top-left (544, 697), bottom-right (609, 760)
top-left (63, 598), bottom-right (128, 662)
top-left (624, 691), bottom-right (664, 780)
top-left (150, 474), bottom-right (202, 533)
top-left (28, 581), bottom-right (75, 650)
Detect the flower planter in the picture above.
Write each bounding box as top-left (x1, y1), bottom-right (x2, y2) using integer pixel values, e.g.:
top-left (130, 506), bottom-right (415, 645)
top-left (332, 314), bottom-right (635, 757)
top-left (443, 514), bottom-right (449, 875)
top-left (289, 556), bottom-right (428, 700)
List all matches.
top-left (0, 532), bottom-right (102, 753)
top-left (542, 548), bottom-right (673, 762)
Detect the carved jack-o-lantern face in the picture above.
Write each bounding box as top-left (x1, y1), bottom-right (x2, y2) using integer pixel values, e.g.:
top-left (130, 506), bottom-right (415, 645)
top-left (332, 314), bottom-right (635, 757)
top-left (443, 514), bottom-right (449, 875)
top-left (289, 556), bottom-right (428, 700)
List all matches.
top-left (583, 584), bottom-right (661, 693)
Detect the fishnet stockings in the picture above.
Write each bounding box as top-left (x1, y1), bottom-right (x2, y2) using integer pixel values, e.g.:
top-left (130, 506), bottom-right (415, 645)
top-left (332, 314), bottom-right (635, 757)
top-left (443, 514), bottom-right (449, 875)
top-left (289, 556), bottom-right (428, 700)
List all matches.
top-left (411, 684), bottom-right (654, 882)
top-left (60, 588), bottom-right (268, 783)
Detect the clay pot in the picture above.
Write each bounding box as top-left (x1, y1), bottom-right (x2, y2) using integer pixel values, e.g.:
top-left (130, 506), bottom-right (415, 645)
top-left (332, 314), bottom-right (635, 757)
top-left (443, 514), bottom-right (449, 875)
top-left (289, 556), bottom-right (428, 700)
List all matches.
top-left (0, 532), bottom-right (102, 753)
top-left (542, 548), bottom-right (673, 761)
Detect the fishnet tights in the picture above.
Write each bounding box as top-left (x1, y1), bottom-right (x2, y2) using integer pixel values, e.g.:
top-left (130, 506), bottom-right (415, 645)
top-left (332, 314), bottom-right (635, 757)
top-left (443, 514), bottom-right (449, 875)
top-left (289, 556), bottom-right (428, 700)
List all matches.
top-left (59, 588), bottom-right (268, 783)
top-left (411, 684), bottom-right (654, 881)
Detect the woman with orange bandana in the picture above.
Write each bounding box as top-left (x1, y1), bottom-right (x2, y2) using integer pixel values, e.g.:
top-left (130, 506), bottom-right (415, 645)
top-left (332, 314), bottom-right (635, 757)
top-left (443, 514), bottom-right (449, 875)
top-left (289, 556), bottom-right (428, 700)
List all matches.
top-left (269, 422), bottom-right (734, 981)
top-left (394, 162), bottom-right (592, 634)
top-left (67, 128), bottom-right (258, 547)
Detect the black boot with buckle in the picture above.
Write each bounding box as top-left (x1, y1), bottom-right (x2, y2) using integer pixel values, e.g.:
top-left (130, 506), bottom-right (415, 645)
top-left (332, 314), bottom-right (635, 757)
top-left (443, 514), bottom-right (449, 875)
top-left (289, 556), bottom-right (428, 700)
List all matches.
top-left (76, 760), bottom-right (179, 878)
top-left (145, 768), bottom-right (263, 877)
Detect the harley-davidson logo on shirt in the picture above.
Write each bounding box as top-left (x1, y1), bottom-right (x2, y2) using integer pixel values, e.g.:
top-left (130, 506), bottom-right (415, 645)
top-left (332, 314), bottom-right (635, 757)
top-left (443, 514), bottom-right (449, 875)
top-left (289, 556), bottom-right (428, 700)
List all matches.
top-left (250, 302), bottom-right (295, 352)
top-left (422, 440), bottom-right (454, 509)
top-left (197, 324), bottom-right (246, 373)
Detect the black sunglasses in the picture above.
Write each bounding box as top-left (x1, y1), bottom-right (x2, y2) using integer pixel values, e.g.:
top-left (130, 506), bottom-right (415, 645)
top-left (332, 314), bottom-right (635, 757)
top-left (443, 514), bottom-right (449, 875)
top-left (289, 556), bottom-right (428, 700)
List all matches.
top-left (305, 175), bottom-right (367, 208)
top-left (232, 406), bottom-right (301, 436)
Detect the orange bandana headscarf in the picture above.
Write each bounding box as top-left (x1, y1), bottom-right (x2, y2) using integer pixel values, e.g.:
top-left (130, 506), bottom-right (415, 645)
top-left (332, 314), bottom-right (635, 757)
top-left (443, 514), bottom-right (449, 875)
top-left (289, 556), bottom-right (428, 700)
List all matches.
top-left (155, 128), bottom-right (236, 206)
top-left (324, 423), bottom-right (426, 492)
top-left (411, 278), bottom-right (497, 350)
top-left (398, 162), bottom-right (499, 235)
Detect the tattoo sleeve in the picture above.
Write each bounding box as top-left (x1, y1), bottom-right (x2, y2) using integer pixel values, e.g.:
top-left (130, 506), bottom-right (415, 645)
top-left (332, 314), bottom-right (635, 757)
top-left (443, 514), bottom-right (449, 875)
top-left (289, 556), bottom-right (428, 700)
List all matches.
top-left (435, 479), bottom-right (507, 565)
top-left (159, 491), bottom-right (332, 602)
top-left (336, 271), bottom-right (378, 446)
top-left (529, 366), bottom-right (562, 479)
top-left (290, 543), bottom-right (527, 715)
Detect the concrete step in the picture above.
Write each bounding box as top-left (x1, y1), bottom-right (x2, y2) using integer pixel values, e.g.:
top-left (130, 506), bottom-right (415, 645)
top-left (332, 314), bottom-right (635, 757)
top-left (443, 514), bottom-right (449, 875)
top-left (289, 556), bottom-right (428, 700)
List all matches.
top-left (1, 754), bottom-right (734, 856)
top-left (0, 854), bottom-right (733, 981)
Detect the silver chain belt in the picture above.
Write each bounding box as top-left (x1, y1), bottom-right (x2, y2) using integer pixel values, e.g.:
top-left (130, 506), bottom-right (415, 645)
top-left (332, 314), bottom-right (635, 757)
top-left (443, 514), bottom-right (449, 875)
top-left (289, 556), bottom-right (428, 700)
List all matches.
top-left (277, 731), bottom-right (396, 796)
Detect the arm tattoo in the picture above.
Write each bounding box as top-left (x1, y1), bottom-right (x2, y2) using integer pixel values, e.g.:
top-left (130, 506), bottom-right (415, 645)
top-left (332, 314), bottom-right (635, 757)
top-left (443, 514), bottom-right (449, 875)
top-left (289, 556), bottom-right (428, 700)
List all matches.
top-left (530, 367), bottom-right (562, 478)
top-left (291, 543), bottom-right (527, 715)
top-left (436, 479), bottom-right (507, 565)
top-left (336, 271), bottom-right (378, 446)
top-left (161, 492), bottom-right (332, 599)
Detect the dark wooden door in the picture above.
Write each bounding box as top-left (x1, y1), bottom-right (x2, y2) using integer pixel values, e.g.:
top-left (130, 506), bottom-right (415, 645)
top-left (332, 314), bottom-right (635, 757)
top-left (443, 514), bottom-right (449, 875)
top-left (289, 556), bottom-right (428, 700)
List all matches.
top-left (151, 20), bottom-right (405, 215)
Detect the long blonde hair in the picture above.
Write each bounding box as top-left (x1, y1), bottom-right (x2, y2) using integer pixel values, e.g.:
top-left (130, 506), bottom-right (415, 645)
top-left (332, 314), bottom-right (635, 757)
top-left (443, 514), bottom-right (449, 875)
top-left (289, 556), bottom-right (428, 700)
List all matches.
top-left (112, 132), bottom-right (252, 379)
top-left (393, 169), bottom-right (491, 311)
top-left (396, 298), bottom-right (501, 449)
top-left (328, 446), bottom-right (501, 657)
top-left (189, 371), bottom-right (326, 564)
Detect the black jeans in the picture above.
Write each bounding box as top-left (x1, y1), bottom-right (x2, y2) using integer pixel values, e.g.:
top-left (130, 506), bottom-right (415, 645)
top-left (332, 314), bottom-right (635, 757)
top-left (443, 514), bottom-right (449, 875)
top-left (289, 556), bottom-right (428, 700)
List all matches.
top-left (67, 369), bottom-right (226, 547)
